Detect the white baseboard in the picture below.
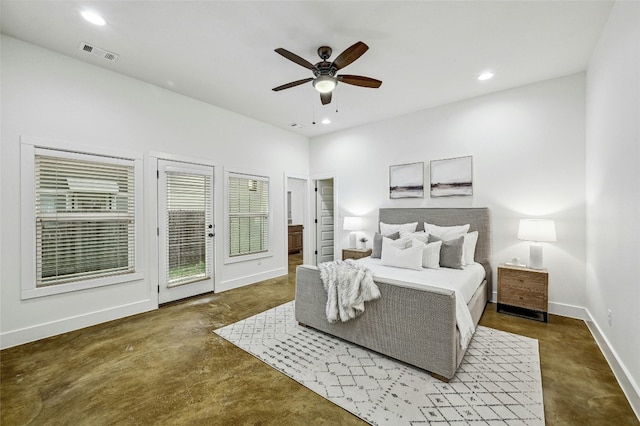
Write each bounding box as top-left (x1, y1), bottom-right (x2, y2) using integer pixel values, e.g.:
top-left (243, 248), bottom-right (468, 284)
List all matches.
top-left (0, 298), bottom-right (156, 350)
top-left (585, 310), bottom-right (640, 421)
top-left (217, 267), bottom-right (287, 293)
top-left (548, 301), bottom-right (588, 320)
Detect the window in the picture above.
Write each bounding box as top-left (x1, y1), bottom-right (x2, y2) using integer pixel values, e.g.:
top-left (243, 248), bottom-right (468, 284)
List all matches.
top-left (21, 139), bottom-right (143, 298)
top-left (227, 172), bottom-right (270, 259)
top-left (165, 170), bottom-right (212, 286)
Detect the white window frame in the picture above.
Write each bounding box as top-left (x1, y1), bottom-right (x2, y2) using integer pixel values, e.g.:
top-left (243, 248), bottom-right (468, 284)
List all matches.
top-left (20, 136), bottom-right (144, 299)
top-left (223, 169), bottom-right (272, 264)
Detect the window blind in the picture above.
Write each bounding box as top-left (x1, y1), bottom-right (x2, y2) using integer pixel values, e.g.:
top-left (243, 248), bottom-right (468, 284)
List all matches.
top-left (228, 173), bottom-right (269, 257)
top-left (166, 172), bottom-right (212, 286)
top-left (35, 154), bottom-right (135, 286)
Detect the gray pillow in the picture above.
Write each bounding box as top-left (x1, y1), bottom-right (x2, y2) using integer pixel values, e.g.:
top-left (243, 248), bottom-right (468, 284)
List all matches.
top-left (428, 235), bottom-right (464, 269)
top-left (372, 231), bottom-right (400, 259)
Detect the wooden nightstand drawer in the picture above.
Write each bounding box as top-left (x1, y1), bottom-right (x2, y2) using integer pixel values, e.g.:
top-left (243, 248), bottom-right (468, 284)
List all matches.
top-left (342, 248), bottom-right (372, 260)
top-left (498, 264), bottom-right (549, 322)
top-left (499, 283), bottom-right (546, 311)
top-left (500, 268), bottom-right (546, 290)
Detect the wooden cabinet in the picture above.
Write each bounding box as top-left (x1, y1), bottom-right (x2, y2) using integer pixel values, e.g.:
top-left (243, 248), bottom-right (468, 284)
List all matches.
top-left (342, 248), bottom-right (372, 261)
top-left (288, 224), bottom-right (303, 254)
top-left (497, 264), bottom-right (548, 322)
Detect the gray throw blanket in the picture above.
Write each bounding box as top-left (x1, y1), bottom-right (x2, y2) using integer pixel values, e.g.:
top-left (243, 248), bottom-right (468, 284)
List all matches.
top-left (318, 259), bottom-right (381, 323)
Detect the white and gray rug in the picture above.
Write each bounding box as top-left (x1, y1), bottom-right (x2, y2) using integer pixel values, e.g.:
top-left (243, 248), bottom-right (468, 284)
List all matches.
top-left (214, 302), bottom-right (544, 425)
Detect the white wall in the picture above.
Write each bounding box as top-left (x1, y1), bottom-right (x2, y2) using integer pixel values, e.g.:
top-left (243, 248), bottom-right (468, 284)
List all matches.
top-left (0, 36), bottom-right (309, 348)
top-left (585, 0), bottom-right (640, 410)
top-left (310, 73), bottom-right (587, 317)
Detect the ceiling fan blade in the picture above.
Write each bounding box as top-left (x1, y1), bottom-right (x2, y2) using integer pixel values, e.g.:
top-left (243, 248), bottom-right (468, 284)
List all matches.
top-left (331, 41), bottom-right (369, 71)
top-left (337, 75), bottom-right (382, 88)
top-left (274, 48), bottom-right (316, 70)
top-left (272, 77), bottom-right (314, 91)
top-left (320, 92), bottom-right (332, 105)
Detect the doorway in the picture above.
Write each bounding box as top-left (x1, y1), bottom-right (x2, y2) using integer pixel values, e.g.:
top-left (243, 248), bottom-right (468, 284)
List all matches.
top-left (286, 176), bottom-right (307, 271)
top-left (157, 160), bottom-right (215, 304)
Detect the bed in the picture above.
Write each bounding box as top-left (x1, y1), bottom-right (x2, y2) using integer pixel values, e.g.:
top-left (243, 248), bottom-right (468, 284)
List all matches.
top-left (295, 207), bottom-right (491, 381)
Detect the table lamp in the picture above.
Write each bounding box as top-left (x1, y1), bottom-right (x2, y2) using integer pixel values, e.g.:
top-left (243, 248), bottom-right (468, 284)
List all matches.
top-left (343, 216), bottom-right (362, 249)
top-left (517, 219), bottom-right (557, 269)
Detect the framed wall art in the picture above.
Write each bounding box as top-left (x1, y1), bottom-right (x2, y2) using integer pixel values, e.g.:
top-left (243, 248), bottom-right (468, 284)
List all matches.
top-left (389, 162), bottom-right (424, 199)
top-left (430, 156), bottom-right (473, 197)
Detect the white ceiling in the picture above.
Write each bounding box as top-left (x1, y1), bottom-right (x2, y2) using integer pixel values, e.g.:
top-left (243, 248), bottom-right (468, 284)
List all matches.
top-left (0, 1), bottom-right (614, 138)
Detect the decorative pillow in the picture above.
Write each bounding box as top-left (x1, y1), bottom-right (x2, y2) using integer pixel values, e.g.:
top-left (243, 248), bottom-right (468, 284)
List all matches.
top-left (428, 235), bottom-right (464, 269)
top-left (399, 230), bottom-right (429, 244)
top-left (462, 231), bottom-right (479, 265)
top-left (385, 236), bottom-right (411, 249)
top-left (410, 238), bottom-right (442, 269)
top-left (380, 239), bottom-right (423, 271)
top-left (379, 221), bottom-right (418, 237)
top-left (371, 231), bottom-right (400, 258)
top-left (423, 222), bottom-right (470, 241)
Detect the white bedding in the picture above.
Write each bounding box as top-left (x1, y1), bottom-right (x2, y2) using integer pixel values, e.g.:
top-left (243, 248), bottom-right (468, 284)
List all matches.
top-left (356, 257), bottom-right (486, 304)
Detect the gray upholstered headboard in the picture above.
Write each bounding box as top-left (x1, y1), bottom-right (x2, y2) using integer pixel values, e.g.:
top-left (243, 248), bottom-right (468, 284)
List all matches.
top-left (378, 207), bottom-right (492, 294)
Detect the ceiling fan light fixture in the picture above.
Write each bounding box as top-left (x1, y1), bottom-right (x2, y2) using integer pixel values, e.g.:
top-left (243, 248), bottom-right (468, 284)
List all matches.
top-left (313, 75), bottom-right (337, 93)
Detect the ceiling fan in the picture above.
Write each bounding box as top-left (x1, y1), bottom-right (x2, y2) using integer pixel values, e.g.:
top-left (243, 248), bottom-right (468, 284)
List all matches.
top-left (272, 41), bottom-right (382, 105)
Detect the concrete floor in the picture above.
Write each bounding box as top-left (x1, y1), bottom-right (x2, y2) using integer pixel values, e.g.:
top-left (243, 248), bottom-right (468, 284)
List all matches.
top-left (1, 254), bottom-right (637, 425)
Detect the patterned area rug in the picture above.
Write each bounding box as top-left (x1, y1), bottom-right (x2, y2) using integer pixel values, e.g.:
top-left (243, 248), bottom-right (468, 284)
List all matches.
top-left (214, 302), bottom-right (544, 425)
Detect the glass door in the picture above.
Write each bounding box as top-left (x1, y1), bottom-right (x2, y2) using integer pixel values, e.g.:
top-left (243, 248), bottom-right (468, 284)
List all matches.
top-left (158, 160), bottom-right (214, 303)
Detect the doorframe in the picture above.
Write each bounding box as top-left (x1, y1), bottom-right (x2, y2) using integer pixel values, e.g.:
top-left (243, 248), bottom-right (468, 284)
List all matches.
top-left (148, 151), bottom-right (218, 305)
top-left (311, 173), bottom-right (337, 265)
top-left (284, 174), bottom-right (311, 266)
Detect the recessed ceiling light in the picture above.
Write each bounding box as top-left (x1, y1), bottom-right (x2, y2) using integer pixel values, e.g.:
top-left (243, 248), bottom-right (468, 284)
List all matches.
top-left (477, 71), bottom-right (494, 81)
top-left (81, 11), bottom-right (106, 26)
top-left (321, 118), bottom-right (331, 125)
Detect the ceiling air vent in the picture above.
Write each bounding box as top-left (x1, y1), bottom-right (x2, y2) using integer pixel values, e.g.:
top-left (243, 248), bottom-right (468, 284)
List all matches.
top-left (79, 42), bottom-right (119, 62)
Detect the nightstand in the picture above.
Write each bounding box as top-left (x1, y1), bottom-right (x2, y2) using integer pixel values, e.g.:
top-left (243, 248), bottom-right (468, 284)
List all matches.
top-left (342, 248), bottom-right (372, 261)
top-left (497, 264), bottom-right (549, 322)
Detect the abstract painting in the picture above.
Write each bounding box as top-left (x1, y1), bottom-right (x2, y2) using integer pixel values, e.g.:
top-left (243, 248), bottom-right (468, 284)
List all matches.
top-left (430, 156), bottom-right (473, 197)
top-left (389, 162), bottom-right (424, 198)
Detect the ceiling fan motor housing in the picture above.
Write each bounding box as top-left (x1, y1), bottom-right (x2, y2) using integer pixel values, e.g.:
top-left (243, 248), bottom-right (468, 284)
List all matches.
top-left (313, 61), bottom-right (336, 77)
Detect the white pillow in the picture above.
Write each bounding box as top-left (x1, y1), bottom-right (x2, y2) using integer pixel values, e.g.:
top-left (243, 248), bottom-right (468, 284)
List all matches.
top-left (399, 230), bottom-right (429, 243)
top-left (383, 236), bottom-right (411, 249)
top-left (410, 238), bottom-right (442, 269)
top-left (462, 231), bottom-right (479, 265)
top-left (380, 221), bottom-right (418, 237)
top-left (424, 222), bottom-right (470, 241)
top-left (381, 238), bottom-right (423, 271)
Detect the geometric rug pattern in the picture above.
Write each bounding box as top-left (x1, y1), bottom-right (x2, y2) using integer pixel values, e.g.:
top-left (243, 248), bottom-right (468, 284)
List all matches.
top-left (214, 301), bottom-right (545, 425)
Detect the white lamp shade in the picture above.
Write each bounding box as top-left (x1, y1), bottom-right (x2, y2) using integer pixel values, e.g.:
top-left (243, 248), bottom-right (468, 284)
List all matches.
top-left (313, 75), bottom-right (337, 93)
top-left (343, 216), bottom-right (362, 231)
top-left (517, 219), bottom-right (557, 242)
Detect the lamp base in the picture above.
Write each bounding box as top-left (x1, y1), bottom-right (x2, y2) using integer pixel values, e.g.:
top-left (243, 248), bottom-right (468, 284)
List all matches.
top-left (529, 243), bottom-right (544, 269)
top-left (349, 232), bottom-right (357, 249)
